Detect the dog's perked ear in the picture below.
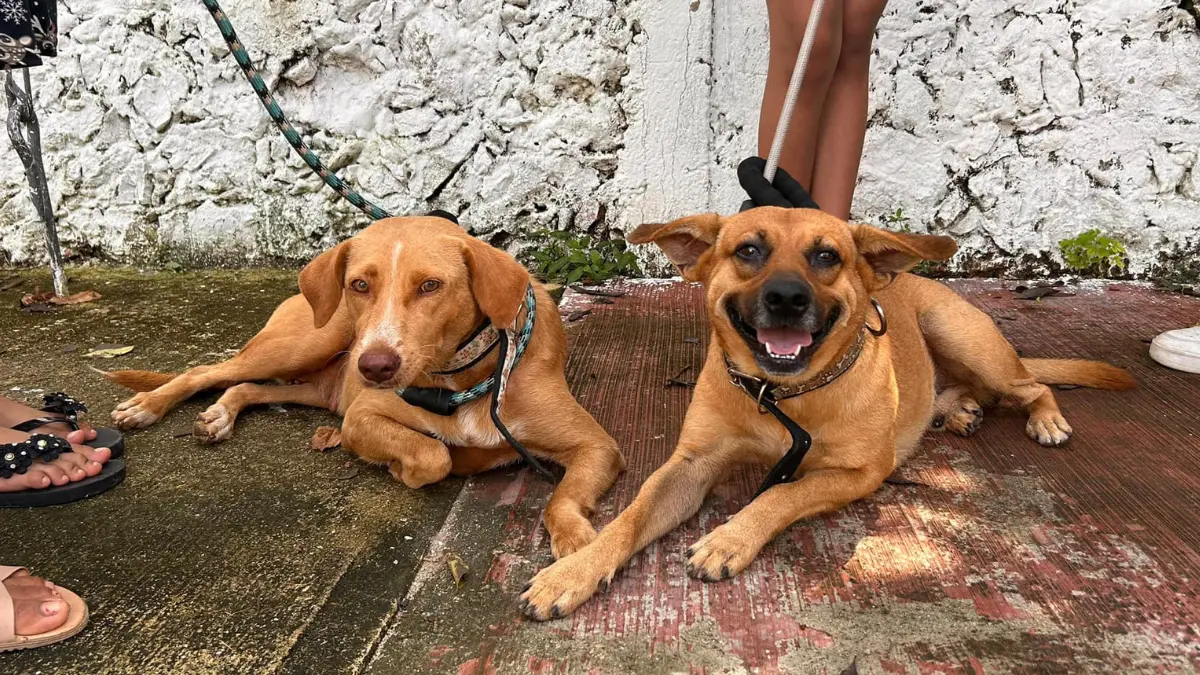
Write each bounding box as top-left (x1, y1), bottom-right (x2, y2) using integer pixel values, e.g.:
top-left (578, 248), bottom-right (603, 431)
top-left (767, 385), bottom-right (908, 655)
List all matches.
top-left (626, 214), bottom-right (723, 282)
top-left (299, 241), bottom-right (350, 329)
top-left (461, 237), bottom-right (531, 328)
top-left (851, 225), bottom-right (957, 288)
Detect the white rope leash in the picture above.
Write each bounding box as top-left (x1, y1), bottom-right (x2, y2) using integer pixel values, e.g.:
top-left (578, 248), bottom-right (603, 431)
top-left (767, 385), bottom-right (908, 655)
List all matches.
top-left (763, 0), bottom-right (827, 184)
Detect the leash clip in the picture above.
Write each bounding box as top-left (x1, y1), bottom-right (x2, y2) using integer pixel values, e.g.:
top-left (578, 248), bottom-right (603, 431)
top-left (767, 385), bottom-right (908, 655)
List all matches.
top-left (727, 365), bottom-right (773, 415)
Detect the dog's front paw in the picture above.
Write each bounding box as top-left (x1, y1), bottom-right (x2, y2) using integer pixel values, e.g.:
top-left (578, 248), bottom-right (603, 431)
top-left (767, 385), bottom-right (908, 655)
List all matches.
top-left (193, 403), bottom-right (234, 444)
top-left (519, 549), bottom-right (612, 621)
top-left (1027, 412), bottom-right (1072, 446)
top-left (686, 523), bottom-right (762, 582)
top-left (111, 393), bottom-right (164, 430)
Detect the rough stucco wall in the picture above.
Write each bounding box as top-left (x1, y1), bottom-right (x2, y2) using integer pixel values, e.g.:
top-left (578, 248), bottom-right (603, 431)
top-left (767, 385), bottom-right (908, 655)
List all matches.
top-left (0, 0), bottom-right (1197, 277)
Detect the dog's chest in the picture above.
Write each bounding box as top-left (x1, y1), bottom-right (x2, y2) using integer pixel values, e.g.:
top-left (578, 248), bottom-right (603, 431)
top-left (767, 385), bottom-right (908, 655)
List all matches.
top-left (426, 402), bottom-right (510, 448)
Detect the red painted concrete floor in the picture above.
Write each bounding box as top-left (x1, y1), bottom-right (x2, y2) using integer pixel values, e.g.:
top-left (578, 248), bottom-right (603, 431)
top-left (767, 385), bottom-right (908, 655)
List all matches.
top-left (368, 280), bottom-right (1200, 674)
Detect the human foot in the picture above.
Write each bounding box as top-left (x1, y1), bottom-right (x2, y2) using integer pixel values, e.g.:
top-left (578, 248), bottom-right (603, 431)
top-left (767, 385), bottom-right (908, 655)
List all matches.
top-left (0, 394), bottom-right (98, 444)
top-left (0, 428), bottom-right (111, 493)
top-left (2, 569), bottom-right (69, 636)
top-left (1, 565), bottom-right (89, 651)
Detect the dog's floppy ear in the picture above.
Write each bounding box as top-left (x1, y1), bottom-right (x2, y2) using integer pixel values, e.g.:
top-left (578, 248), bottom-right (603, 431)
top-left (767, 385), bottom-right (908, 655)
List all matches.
top-left (461, 237), bottom-right (530, 328)
top-left (299, 241), bottom-right (350, 329)
top-left (627, 213), bottom-right (723, 282)
top-left (852, 225), bottom-right (957, 287)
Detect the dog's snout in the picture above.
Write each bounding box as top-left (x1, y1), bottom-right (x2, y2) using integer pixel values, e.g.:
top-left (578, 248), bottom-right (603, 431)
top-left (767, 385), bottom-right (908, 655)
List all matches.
top-left (358, 349), bottom-right (401, 383)
top-left (761, 277), bottom-right (813, 315)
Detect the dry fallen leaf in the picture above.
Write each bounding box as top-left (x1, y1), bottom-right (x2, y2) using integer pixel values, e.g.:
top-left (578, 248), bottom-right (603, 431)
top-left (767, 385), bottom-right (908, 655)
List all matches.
top-left (83, 345), bottom-right (135, 359)
top-left (311, 426), bottom-right (342, 451)
top-left (49, 290), bottom-right (102, 305)
top-left (447, 554), bottom-right (469, 587)
top-left (19, 290), bottom-right (53, 308)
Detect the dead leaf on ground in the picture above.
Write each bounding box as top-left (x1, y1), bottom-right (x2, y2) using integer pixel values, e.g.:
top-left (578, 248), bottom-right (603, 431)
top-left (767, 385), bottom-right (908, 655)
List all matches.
top-left (447, 553), bottom-right (469, 587)
top-left (20, 303), bottom-right (53, 313)
top-left (311, 426), bottom-right (342, 451)
top-left (49, 290), bottom-right (102, 305)
top-left (566, 309), bottom-right (591, 322)
top-left (0, 277), bottom-right (22, 292)
top-left (83, 345), bottom-right (135, 359)
top-left (336, 465), bottom-right (360, 480)
top-left (19, 290), bottom-right (53, 308)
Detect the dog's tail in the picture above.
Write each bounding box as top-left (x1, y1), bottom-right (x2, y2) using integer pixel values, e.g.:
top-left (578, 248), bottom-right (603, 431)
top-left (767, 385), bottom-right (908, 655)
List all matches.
top-left (99, 369), bottom-right (178, 392)
top-left (1022, 358), bottom-right (1137, 391)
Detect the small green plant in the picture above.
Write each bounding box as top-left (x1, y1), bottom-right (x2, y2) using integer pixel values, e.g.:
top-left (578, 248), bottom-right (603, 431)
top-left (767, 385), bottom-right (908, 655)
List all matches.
top-left (882, 207), bottom-right (911, 232)
top-left (1058, 229), bottom-right (1127, 276)
top-left (525, 230), bottom-right (641, 285)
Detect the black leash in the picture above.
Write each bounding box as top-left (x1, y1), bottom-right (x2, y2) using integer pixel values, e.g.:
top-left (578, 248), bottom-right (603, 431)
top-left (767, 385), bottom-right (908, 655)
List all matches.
top-left (754, 397), bottom-right (812, 497)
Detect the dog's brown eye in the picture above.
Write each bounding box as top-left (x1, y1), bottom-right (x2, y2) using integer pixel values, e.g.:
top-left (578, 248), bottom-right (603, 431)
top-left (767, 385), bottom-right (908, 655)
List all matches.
top-left (350, 279), bottom-right (369, 293)
top-left (419, 279), bottom-right (442, 294)
top-left (813, 250), bottom-right (840, 266)
top-left (736, 244), bottom-right (762, 260)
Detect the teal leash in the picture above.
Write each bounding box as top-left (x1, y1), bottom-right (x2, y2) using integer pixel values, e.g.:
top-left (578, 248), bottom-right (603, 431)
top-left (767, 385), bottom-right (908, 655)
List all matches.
top-left (200, 0), bottom-right (391, 221)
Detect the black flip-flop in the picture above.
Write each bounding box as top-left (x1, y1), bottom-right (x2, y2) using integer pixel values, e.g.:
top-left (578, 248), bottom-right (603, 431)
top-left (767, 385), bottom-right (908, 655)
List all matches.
top-left (0, 434), bottom-right (126, 508)
top-left (10, 392), bottom-right (125, 459)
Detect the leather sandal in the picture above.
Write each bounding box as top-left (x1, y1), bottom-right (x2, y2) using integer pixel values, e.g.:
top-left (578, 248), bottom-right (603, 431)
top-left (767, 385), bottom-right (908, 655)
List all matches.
top-left (0, 566), bottom-right (88, 652)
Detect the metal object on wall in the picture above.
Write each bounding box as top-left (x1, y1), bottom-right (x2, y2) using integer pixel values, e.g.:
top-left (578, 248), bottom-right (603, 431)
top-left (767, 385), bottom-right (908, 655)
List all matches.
top-left (6, 67), bottom-right (67, 296)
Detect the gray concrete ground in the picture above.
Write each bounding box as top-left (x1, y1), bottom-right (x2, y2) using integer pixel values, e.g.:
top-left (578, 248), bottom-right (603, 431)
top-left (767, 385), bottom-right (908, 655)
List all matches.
top-left (2, 268), bottom-right (471, 674)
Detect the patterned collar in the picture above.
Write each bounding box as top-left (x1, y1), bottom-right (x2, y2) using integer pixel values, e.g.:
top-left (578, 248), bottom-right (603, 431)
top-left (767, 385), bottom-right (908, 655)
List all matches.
top-left (433, 291), bottom-right (533, 375)
top-left (397, 285), bottom-right (537, 415)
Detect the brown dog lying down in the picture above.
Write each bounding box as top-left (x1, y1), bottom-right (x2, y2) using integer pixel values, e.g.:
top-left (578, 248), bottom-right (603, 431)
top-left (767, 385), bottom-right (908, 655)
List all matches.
top-left (106, 216), bottom-right (625, 558)
top-left (520, 207), bottom-right (1135, 619)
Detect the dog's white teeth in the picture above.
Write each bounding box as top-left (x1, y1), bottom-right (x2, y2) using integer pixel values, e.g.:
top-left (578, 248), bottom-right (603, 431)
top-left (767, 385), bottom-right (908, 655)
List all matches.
top-left (792, 345), bottom-right (803, 356)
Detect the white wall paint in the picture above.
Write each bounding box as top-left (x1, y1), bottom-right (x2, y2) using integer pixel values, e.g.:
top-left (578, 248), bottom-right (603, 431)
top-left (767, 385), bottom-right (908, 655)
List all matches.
top-left (0, 0), bottom-right (1197, 277)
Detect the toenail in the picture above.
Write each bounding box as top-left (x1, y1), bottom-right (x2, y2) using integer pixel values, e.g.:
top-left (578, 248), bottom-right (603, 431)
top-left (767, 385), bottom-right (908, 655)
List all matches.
top-left (721, 564), bottom-right (730, 578)
top-left (551, 606), bottom-right (562, 619)
top-left (41, 601), bottom-right (63, 616)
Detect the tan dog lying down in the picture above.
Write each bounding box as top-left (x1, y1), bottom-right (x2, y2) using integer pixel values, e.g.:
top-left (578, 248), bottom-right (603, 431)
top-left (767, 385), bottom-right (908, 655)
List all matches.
top-left (106, 216), bottom-right (625, 559)
top-left (520, 207), bottom-right (1135, 619)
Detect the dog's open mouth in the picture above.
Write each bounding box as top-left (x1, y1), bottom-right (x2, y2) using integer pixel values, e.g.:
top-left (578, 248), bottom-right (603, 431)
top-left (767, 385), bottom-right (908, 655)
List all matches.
top-left (726, 300), bottom-right (841, 374)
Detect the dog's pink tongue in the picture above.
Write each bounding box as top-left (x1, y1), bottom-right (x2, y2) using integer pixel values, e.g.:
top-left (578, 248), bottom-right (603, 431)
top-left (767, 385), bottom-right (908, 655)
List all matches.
top-left (756, 327), bottom-right (813, 354)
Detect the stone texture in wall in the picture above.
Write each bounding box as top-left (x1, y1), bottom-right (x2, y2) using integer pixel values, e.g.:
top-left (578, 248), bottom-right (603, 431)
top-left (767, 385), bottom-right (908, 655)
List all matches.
top-left (0, 0), bottom-right (1197, 280)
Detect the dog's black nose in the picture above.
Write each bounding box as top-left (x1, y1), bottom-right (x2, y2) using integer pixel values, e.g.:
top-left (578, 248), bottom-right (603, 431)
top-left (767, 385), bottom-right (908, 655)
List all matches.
top-left (761, 276), bottom-right (813, 315)
top-left (358, 349), bottom-right (400, 383)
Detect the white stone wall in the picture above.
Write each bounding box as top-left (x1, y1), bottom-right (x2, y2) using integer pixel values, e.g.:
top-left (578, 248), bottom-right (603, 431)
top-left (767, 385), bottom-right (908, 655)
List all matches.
top-left (0, 0), bottom-right (1197, 277)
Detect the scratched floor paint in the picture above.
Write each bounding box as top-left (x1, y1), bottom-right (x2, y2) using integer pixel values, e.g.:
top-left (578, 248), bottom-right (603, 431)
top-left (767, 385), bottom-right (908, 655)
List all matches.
top-left (368, 280), bottom-right (1200, 675)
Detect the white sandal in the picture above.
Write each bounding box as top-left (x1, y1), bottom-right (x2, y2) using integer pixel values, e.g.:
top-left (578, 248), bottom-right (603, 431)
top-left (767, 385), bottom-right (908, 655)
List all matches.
top-left (1150, 326), bottom-right (1200, 374)
top-left (0, 565), bottom-right (89, 652)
